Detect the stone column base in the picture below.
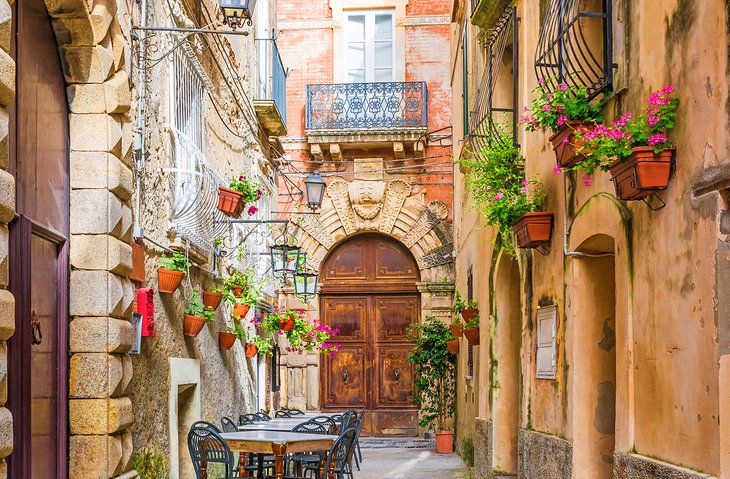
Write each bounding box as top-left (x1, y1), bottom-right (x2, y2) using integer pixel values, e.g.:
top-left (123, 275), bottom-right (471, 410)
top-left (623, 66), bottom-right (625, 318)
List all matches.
top-left (613, 453), bottom-right (716, 479)
top-left (517, 429), bottom-right (573, 479)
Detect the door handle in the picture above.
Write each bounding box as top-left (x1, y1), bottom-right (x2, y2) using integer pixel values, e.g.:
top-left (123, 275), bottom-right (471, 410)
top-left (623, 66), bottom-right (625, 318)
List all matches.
top-left (394, 368), bottom-right (400, 385)
top-left (31, 310), bottom-right (42, 345)
top-left (342, 368), bottom-right (349, 384)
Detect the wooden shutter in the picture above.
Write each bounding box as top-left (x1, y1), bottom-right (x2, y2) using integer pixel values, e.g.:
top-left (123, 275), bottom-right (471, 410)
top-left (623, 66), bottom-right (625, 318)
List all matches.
top-left (536, 305), bottom-right (557, 380)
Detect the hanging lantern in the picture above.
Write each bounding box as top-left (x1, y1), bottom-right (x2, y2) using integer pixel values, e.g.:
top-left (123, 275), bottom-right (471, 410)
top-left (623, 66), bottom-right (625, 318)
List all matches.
top-left (219, 0), bottom-right (257, 29)
top-left (294, 269), bottom-right (319, 303)
top-left (304, 170), bottom-right (326, 211)
top-left (269, 243), bottom-right (302, 275)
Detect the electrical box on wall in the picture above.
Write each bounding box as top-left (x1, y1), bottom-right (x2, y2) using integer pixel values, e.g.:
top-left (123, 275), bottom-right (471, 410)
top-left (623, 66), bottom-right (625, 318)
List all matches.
top-left (138, 288), bottom-right (155, 337)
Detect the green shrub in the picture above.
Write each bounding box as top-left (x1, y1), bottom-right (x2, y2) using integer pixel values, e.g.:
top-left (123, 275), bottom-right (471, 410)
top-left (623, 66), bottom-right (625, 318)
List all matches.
top-left (131, 447), bottom-right (168, 479)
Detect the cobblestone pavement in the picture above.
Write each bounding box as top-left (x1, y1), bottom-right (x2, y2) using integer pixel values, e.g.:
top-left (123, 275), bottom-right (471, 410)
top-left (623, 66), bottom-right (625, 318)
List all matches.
top-left (356, 438), bottom-right (469, 478)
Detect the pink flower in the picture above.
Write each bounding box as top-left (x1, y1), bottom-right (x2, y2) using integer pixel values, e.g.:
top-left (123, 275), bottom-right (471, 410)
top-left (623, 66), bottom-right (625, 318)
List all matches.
top-left (608, 128), bottom-right (624, 140)
top-left (538, 77), bottom-right (546, 85)
top-left (239, 176), bottom-right (244, 181)
top-left (520, 186), bottom-right (529, 194)
top-left (647, 133), bottom-right (669, 146)
top-left (562, 136), bottom-right (569, 145)
top-left (485, 185), bottom-right (491, 191)
top-left (557, 83), bottom-right (569, 91)
top-left (247, 205), bottom-right (259, 216)
top-left (661, 84), bottom-right (675, 95)
top-left (612, 113), bottom-right (633, 127)
top-left (522, 179), bottom-right (529, 186)
top-left (582, 174), bottom-right (592, 187)
top-left (647, 115), bottom-right (660, 127)
top-left (553, 165), bottom-right (562, 175)
top-left (504, 177), bottom-right (510, 182)
top-left (557, 115), bottom-right (568, 126)
top-left (542, 104), bottom-right (551, 112)
top-left (493, 192), bottom-right (505, 200)
top-left (555, 106), bottom-right (564, 113)
top-left (546, 93), bottom-right (554, 101)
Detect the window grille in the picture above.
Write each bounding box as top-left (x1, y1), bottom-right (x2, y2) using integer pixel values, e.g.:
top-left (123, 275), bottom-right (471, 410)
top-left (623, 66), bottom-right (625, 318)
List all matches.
top-left (468, 7), bottom-right (518, 158)
top-left (467, 265), bottom-right (474, 379)
top-left (534, 0), bottom-right (614, 99)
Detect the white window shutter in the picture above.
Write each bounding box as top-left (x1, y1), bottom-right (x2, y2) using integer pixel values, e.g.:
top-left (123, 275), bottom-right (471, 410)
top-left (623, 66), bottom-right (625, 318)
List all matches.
top-left (536, 305), bottom-right (557, 380)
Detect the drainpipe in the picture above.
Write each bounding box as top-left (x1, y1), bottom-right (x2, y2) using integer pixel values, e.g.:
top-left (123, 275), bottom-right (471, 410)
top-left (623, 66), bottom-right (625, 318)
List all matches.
top-left (133, 0), bottom-right (148, 240)
top-left (562, 172), bottom-right (615, 258)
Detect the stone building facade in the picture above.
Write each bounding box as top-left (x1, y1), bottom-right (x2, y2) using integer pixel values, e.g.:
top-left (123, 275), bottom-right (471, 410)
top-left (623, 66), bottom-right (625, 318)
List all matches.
top-left (1, 0), bottom-right (284, 477)
top-left (450, 0), bottom-right (730, 478)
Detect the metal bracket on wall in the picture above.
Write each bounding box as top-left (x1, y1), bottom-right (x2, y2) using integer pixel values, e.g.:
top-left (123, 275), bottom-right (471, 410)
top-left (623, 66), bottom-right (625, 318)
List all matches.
top-left (642, 192), bottom-right (666, 211)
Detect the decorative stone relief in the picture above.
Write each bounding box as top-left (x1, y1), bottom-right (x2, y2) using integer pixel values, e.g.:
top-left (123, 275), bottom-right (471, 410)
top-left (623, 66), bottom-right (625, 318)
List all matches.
top-left (427, 200), bottom-right (449, 220)
top-left (349, 181), bottom-right (386, 219)
top-left (403, 207), bottom-right (440, 248)
top-left (378, 179), bottom-right (412, 234)
top-left (417, 244), bottom-right (455, 269)
top-left (293, 207), bottom-right (336, 249)
top-left (326, 180), bottom-right (357, 235)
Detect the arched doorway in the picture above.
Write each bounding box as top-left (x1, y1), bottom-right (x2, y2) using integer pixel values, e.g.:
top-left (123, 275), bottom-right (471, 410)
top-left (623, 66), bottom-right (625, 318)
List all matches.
top-left (8, 0), bottom-right (70, 476)
top-left (320, 233), bottom-right (421, 435)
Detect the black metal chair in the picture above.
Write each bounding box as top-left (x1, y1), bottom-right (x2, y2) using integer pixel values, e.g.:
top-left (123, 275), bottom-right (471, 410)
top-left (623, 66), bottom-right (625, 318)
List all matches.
top-left (240, 413), bottom-right (266, 424)
top-left (191, 420), bottom-right (221, 433)
top-left (259, 409), bottom-right (272, 420)
top-left (239, 415), bottom-right (255, 426)
top-left (354, 409), bottom-right (365, 469)
top-left (309, 416), bottom-right (337, 435)
top-left (220, 417), bottom-right (239, 433)
top-left (303, 423), bottom-right (359, 479)
top-left (288, 408), bottom-right (305, 416)
top-left (188, 424), bottom-right (254, 479)
top-left (253, 412), bottom-right (271, 422)
top-left (286, 419), bottom-right (331, 475)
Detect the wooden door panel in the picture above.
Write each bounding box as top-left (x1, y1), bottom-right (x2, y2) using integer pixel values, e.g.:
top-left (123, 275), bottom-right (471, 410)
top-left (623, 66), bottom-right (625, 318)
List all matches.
top-left (322, 296), bottom-right (367, 342)
top-left (375, 346), bottom-right (414, 407)
top-left (374, 295), bottom-right (418, 342)
top-left (374, 239), bottom-right (419, 280)
top-left (322, 238), bottom-right (367, 282)
top-left (323, 346), bottom-right (367, 408)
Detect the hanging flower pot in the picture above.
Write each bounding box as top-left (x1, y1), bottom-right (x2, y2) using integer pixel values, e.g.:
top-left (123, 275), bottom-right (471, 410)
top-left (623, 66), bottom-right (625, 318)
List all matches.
top-left (233, 303), bottom-right (251, 319)
top-left (245, 343), bottom-right (258, 358)
top-left (460, 308), bottom-right (477, 322)
top-left (279, 318), bottom-right (295, 331)
top-left (217, 187), bottom-right (246, 218)
top-left (609, 147), bottom-right (674, 200)
top-left (549, 121), bottom-right (593, 168)
top-left (513, 211), bottom-right (554, 249)
top-left (232, 286), bottom-right (244, 298)
top-left (219, 331), bottom-right (237, 350)
top-left (158, 268), bottom-right (185, 294)
top-left (203, 291), bottom-right (223, 311)
top-left (449, 324), bottom-right (463, 338)
top-left (183, 314), bottom-right (207, 337)
top-left (446, 340), bottom-right (460, 355)
top-left (463, 327), bottom-right (480, 346)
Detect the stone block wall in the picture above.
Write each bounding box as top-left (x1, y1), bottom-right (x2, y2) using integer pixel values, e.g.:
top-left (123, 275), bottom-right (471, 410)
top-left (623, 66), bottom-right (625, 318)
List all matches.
top-left (0, 1), bottom-right (12, 476)
top-left (473, 418), bottom-right (493, 479)
top-left (517, 429), bottom-right (572, 479)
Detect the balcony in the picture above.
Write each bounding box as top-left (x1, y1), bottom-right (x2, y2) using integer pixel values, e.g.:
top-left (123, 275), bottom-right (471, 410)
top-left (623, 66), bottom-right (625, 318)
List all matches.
top-left (471, 0), bottom-right (513, 30)
top-left (305, 81), bottom-right (428, 160)
top-left (254, 40), bottom-right (288, 137)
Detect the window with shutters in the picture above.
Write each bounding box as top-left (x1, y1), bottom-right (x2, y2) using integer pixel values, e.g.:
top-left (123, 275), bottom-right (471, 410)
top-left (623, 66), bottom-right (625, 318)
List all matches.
top-left (344, 10), bottom-right (395, 83)
top-left (536, 305), bottom-right (557, 380)
top-left (467, 265), bottom-right (475, 379)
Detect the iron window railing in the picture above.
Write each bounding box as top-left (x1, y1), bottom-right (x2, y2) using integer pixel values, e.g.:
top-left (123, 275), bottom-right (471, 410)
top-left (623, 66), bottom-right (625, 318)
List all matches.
top-left (469, 7), bottom-right (518, 155)
top-left (534, 0), bottom-right (614, 99)
top-left (271, 42), bottom-right (287, 126)
top-left (306, 81), bottom-right (428, 131)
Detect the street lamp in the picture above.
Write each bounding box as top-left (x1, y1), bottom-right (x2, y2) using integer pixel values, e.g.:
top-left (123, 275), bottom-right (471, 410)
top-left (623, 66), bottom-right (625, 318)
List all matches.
top-left (294, 269), bottom-right (319, 303)
top-left (304, 170), bottom-right (326, 212)
top-left (269, 243), bottom-right (302, 275)
top-left (219, 0), bottom-right (257, 29)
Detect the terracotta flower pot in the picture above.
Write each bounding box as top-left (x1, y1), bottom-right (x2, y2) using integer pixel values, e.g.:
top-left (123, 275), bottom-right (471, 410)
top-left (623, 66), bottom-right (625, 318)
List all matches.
top-left (549, 121), bottom-right (593, 168)
top-left (203, 291), bottom-right (223, 311)
top-left (183, 314), bottom-right (207, 337)
top-left (446, 339), bottom-right (460, 355)
top-left (233, 303), bottom-right (250, 319)
top-left (449, 324), bottom-right (463, 338)
top-left (217, 187), bottom-right (246, 218)
top-left (232, 286), bottom-right (244, 298)
top-left (463, 327), bottom-right (480, 346)
top-left (245, 343), bottom-right (258, 358)
top-left (435, 430), bottom-right (453, 454)
top-left (157, 268), bottom-right (185, 294)
top-left (609, 146), bottom-right (674, 200)
top-left (513, 211), bottom-right (554, 249)
top-left (460, 308), bottom-right (477, 322)
top-left (219, 331), bottom-right (237, 350)
top-left (279, 318), bottom-right (295, 331)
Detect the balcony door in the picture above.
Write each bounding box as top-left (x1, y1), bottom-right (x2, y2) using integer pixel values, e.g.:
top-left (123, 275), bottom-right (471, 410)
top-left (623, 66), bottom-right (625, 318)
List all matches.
top-left (344, 10), bottom-right (394, 83)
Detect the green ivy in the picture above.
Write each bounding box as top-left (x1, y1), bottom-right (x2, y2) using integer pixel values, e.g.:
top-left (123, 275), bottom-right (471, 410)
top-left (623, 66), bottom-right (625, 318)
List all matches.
top-left (131, 447), bottom-right (168, 479)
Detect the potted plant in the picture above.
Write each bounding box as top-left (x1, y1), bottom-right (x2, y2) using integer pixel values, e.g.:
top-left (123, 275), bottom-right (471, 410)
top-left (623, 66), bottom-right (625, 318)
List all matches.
top-left (446, 338), bottom-right (460, 355)
top-left (259, 310), bottom-right (341, 357)
top-left (203, 288), bottom-right (224, 311)
top-left (522, 76), bottom-right (603, 168)
top-left (573, 85), bottom-right (679, 200)
top-left (184, 292), bottom-right (215, 337)
top-left (459, 122), bottom-right (552, 254)
top-left (217, 174), bottom-right (265, 218)
top-left (463, 308), bottom-right (480, 346)
top-left (220, 318), bottom-right (247, 351)
top-left (461, 299), bottom-right (479, 322)
top-left (449, 317), bottom-right (463, 338)
top-left (406, 317), bottom-right (456, 454)
top-left (248, 335), bottom-right (275, 357)
top-left (157, 251), bottom-right (190, 294)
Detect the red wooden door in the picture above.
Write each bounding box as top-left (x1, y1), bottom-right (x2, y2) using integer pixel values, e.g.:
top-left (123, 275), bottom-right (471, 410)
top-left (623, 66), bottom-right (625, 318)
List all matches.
top-left (8, 0), bottom-right (70, 476)
top-left (320, 234), bottom-right (420, 435)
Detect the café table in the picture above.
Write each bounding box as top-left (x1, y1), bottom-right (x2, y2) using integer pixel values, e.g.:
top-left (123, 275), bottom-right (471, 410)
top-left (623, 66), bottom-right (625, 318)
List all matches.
top-left (220, 430), bottom-right (338, 479)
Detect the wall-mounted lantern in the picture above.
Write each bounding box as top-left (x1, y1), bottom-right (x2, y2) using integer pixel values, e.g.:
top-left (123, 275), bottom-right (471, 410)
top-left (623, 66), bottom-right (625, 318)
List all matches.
top-left (304, 170), bottom-right (326, 212)
top-left (219, 0), bottom-right (257, 30)
top-left (269, 243), bottom-right (302, 275)
top-left (294, 269), bottom-right (319, 303)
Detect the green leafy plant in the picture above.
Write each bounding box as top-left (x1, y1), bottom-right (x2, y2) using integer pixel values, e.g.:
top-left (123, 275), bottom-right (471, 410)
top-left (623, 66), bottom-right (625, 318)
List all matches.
top-left (228, 318), bottom-right (248, 340)
top-left (452, 291), bottom-right (466, 316)
top-left (459, 123), bottom-right (545, 255)
top-left (521, 76), bottom-right (603, 134)
top-left (251, 334), bottom-right (275, 355)
top-left (158, 251), bottom-right (190, 272)
top-left (406, 316), bottom-right (456, 432)
top-left (185, 292), bottom-right (215, 322)
top-left (229, 173), bottom-right (265, 216)
top-left (222, 269), bottom-right (262, 306)
top-left (132, 447), bottom-right (168, 479)
top-left (257, 309), bottom-right (341, 357)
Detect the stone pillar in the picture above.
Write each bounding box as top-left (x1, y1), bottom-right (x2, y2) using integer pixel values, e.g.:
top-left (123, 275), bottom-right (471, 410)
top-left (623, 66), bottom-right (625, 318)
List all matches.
top-left (45, 0), bottom-right (136, 477)
top-left (417, 281), bottom-right (455, 323)
top-left (0, 2), bottom-right (13, 475)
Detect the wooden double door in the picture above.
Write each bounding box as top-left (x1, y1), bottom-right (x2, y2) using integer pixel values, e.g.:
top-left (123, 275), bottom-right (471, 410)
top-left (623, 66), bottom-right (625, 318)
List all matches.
top-left (320, 234), bottom-right (420, 435)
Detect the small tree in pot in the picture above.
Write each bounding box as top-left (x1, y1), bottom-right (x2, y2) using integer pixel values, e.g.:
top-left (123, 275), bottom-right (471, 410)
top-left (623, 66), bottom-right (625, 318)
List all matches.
top-left (407, 316), bottom-right (456, 454)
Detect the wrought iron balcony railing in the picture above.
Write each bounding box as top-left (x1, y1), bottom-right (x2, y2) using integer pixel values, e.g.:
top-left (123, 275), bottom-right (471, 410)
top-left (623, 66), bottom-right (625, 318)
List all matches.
top-left (306, 81), bottom-right (428, 131)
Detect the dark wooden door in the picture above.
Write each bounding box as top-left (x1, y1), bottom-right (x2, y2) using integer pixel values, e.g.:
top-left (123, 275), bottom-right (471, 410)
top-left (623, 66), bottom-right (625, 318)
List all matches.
top-left (320, 234), bottom-right (420, 435)
top-left (8, 0), bottom-right (70, 476)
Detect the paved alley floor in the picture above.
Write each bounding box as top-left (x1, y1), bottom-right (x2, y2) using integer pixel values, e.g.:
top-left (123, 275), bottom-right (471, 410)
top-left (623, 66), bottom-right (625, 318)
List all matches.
top-left (356, 438), bottom-right (470, 479)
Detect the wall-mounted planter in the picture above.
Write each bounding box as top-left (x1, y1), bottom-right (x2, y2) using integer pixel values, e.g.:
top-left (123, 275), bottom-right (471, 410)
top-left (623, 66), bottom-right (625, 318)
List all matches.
top-left (219, 332), bottom-right (237, 350)
top-left (245, 343), bottom-right (258, 358)
top-left (217, 187), bottom-right (246, 217)
top-left (233, 303), bottom-right (250, 319)
top-left (449, 324), bottom-right (463, 338)
top-left (158, 268), bottom-right (185, 294)
top-left (513, 211), bottom-right (554, 249)
top-left (232, 286), bottom-right (244, 297)
top-left (203, 291), bottom-right (223, 311)
top-left (463, 327), bottom-right (480, 346)
top-left (446, 339), bottom-right (460, 355)
top-left (183, 314), bottom-right (207, 337)
top-left (460, 308), bottom-right (478, 322)
top-left (549, 121), bottom-right (592, 168)
top-left (609, 147), bottom-right (674, 200)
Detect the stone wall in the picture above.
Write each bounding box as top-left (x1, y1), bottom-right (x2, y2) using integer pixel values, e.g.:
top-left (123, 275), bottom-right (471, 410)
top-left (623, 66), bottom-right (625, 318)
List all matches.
top-left (517, 429), bottom-right (572, 479)
top-left (613, 453), bottom-right (715, 479)
top-left (473, 418), bottom-right (493, 479)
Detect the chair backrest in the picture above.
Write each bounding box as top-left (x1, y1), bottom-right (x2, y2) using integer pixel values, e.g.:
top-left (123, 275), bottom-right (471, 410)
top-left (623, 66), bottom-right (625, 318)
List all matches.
top-left (240, 413), bottom-right (264, 424)
top-left (288, 408), bottom-right (305, 416)
top-left (220, 417), bottom-right (238, 433)
top-left (191, 420), bottom-right (221, 433)
top-left (323, 426), bottom-right (358, 476)
top-left (330, 414), bottom-right (344, 425)
top-left (343, 420), bottom-right (361, 464)
top-left (340, 410), bottom-right (357, 431)
top-left (188, 425), bottom-right (235, 479)
top-left (259, 409), bottom-right (272, 420)
top-left (292, 419), bottom-right (328, 435)
top-left (310, 415), bottom-right (337, 434)
top-left (238, 415), bottom-right (254, 426)
top-left (253, 412), bottom-right (271, 422)
top-left (275, 410), bottom-right (292, 418)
